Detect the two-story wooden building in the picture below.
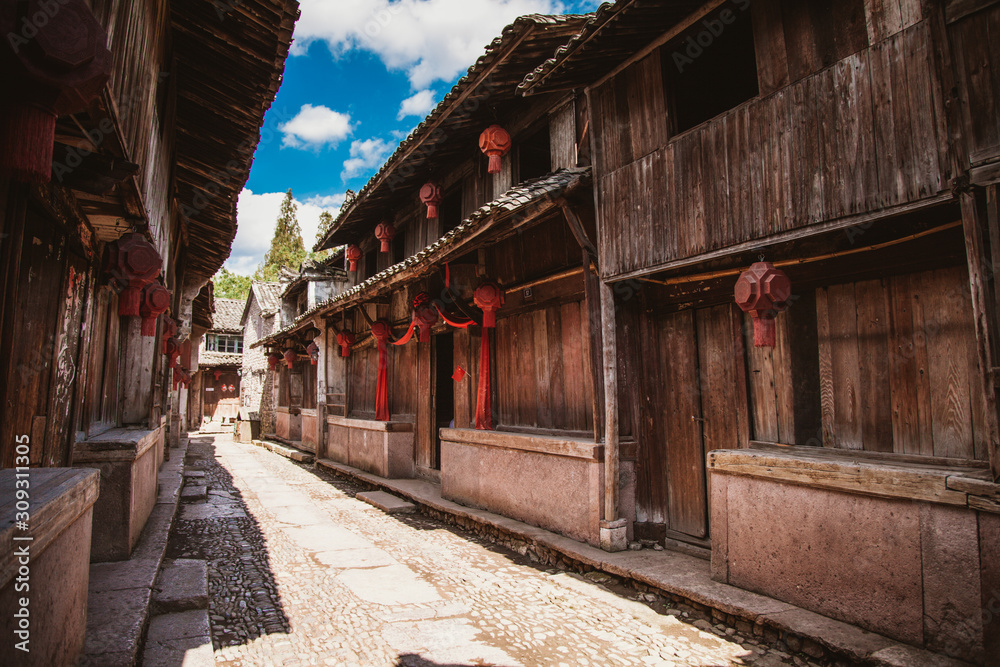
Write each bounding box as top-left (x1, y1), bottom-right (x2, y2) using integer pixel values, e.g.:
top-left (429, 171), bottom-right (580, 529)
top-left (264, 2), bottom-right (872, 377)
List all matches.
top-left (519, 0), bottom-right (1000, 662)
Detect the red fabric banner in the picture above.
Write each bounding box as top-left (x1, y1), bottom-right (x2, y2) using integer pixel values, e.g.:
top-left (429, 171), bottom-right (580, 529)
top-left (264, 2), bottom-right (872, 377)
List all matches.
top-left (371, 321), bottom-right (392, 421)
top-left (475, 328), bottom-right (493, 430)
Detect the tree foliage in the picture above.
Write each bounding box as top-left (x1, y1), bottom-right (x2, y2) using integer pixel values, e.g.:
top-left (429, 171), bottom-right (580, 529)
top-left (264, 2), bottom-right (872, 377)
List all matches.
top-left (255, 189), bottom-right (306, 281)
top-left (308, 210), bottom-right (335, 260)
top-left (213, 267), bottom-right (252, 301)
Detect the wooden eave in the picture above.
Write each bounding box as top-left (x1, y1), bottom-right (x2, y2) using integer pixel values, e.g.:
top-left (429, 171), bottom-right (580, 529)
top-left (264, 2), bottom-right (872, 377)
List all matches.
top-left (517, 0), bottom-right (709, 96)
top-left (170, 0), bottom-right (299, 283)
top-left (317, 15), bottom-right (590, 251)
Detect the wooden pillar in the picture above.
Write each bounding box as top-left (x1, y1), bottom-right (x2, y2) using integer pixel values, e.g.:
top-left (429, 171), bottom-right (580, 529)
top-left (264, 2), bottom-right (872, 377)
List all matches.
top-left (600, 279), bottom-right (620, 522)
top-left (960, 186), bottom-right (1000, 481)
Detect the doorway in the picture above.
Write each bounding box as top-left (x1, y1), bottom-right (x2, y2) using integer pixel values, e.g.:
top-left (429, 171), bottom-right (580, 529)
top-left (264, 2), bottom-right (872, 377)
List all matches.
top-left (433, 332), bottom-right (455, 470)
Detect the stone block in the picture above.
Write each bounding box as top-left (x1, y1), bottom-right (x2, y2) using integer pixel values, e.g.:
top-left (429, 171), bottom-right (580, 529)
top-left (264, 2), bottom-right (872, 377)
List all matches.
top-left (357, 490), bottom-right (416, 513)
top-left (153, 559), bottom-right (208, 613)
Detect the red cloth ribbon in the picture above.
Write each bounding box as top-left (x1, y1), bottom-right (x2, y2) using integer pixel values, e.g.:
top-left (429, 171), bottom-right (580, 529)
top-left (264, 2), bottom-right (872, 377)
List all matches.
top-left (371, 321), bottom-right (392, 421)
top-left (475, 327), bottom-right (493, 430)
top-left (434, 303), bottom-right (475, 329)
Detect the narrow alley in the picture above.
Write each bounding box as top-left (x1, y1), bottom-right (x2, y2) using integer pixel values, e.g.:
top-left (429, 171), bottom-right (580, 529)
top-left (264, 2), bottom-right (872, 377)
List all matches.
top-left (163, 434), bottom-right (780, 667)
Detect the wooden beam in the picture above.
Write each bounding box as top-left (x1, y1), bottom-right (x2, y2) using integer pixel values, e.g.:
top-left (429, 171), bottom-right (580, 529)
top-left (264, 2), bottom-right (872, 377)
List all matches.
top-left (600, 278), bottom-right (620, 523)
top-left (960, 187), bottom-right (1000, 481)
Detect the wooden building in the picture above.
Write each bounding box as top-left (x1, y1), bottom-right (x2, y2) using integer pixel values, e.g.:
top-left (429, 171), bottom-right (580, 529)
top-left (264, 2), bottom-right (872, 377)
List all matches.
top-left (519, 0), bottom-right (1000, 662)
top-left (190, 297), bottom-right (246, 429)
top-left (0, 0), bottom-right (297, 662)
top-left (241, 281), bottom-right (284, 435)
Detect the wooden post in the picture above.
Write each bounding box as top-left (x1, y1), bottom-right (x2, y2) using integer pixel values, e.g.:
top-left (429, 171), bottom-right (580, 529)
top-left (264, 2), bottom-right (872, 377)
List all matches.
top-left (600, 278), bottom-right (620, 522)
top-left (960, 186), bottom-right (1000, 482)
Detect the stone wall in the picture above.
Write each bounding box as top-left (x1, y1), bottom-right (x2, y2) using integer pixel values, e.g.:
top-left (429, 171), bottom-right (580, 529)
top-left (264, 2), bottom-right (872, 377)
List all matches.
top-left (242, 297), bottom-right (276, 435)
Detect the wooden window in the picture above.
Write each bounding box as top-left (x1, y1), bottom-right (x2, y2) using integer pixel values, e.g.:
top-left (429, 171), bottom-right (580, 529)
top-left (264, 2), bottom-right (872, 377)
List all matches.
top-left (517, 124), bottom-right (551, 183)
top-left (278, 366), bottom-right (290, 407)
top-left (439, 186), bottom-right (463, 234)
top-left (302, 363), bottom-right (317, 409)
top-left (662, 3), bottom-right (759, 134)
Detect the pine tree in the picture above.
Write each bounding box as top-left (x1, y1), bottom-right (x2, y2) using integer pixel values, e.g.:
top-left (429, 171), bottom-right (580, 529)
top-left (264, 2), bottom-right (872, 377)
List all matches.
top-left (213, 267), bottom-right (252, 300)
top-left (316, 211), bottom-right (334, 246)
top-left (255, 189), bottom-right (306, 281)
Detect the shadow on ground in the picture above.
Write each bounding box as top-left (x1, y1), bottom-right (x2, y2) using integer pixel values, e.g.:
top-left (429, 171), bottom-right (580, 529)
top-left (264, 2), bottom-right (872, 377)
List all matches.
top-left (165, 435), bottom-right (291, 652)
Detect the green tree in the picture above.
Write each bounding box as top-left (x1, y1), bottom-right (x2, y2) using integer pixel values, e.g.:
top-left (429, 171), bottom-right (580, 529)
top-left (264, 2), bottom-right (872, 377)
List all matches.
top-left (255, 189), bottom-right (306, 281)
top-left (213, 267), bottom-right (252, 300)
top-left (309, 210), bottom-right (335, 260)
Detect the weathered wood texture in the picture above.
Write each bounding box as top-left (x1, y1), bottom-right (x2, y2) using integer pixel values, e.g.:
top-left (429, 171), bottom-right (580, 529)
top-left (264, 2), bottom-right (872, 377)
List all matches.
top-left (948, 4), bottom-right (1000, 168)
top-left (495, 299), bottom-right (594, 433)
top-left (809, 268), bottom-right (987, 460)
top-left (596, 21), bottom-right (950, 279)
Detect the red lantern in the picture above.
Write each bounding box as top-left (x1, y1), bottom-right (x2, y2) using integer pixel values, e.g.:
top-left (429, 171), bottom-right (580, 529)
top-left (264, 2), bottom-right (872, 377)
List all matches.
top-left (346, 244), bottom-right (362, 272)
top-left (162, 317), bottom-right (178, 354)
top-left (336, 330), bottom-right (356, 357)
top-left (106, 232), bottom-right (163, 317)
top-left (375, 222), bottom-right (395, 253)
top-left (735, 262), bottom-right (791, 348)
top-left (227, 384), bottom-right (234, 392)
top-left (165, 337), bottom-right (181, 368)
top-left (172, 367), bottom-right (186, 390)
top-left (282, 348), bottom-right (297, 369)
top-left (214, 370), bottom-right (222, 381)
top-left (306, 341), bottom-right (320, 365)
top-left (139, 283), bottom-right (171, 337)
top-left (474, 282), bottom-right (504, 329)
top-left (479, 125), bottom-right (511, 174)
top-left (414, 293), bottom-right (438, 343)
top-left (0, 0), bottom-right (111, 182)
top-left (267, 352), bottom-right (281, 371)
top-left (419, 182), bottom-right (442, 219)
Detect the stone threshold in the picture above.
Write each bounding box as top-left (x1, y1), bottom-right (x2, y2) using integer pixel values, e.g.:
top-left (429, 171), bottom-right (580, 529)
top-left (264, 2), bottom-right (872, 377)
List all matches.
top-left (250, 438), bottom-right (314, 463)
top-left (78, 435), bottom-right (190, 667)
top-left (315, 457), bottom-right (969, 667)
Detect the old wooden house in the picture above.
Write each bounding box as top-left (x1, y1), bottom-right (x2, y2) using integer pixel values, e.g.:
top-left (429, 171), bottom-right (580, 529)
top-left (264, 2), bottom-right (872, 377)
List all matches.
top-left (241, 281), bottom-right (285, 436)
top-left (519, 0), bottom-right (1000, 662)
top-left (190, 297), bottom-right (247, 429)
top-left (0, 0), bottom-right (297, 662)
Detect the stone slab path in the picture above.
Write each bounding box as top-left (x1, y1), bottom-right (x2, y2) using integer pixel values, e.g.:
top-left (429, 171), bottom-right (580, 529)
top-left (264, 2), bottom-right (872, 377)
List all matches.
top-left (164, 434), bottom-right (799, 667)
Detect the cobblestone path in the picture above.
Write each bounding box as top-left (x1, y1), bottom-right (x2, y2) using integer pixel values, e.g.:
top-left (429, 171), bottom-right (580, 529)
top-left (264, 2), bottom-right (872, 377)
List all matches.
top-left (166, 434), bottom-right (791, 667)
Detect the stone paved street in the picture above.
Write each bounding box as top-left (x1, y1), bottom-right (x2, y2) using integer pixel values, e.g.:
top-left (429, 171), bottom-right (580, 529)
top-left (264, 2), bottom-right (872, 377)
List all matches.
top-left (165, 434), bottom-right (802, 667)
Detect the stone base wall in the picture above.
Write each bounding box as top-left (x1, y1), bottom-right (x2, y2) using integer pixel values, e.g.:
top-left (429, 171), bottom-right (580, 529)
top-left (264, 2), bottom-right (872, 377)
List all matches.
top-left (73, 426), bottom-right (163, 562)
top-left (326, 416), bottom-right (414, 479)
top-left (439, 429), bottom-right (604, 547)
top-left (301, 410), bottom-right (318, 452)
top-left (710, 448), bottom-right (1000, 665)
top-left (276, 409), bottom-right (301, 443)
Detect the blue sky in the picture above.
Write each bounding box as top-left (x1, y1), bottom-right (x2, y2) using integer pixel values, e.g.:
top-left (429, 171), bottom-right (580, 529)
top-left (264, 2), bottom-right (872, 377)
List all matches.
top-left (225, 0), bottom-right (601, 275)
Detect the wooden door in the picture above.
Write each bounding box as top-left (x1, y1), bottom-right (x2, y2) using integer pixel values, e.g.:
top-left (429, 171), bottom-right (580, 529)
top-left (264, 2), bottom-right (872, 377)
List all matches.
top-left (637, 304), bottom-right (749, 545)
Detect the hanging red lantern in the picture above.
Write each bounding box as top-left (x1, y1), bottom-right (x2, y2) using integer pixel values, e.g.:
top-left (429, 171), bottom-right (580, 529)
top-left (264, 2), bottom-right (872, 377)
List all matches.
top-left (106, 232), bottom-right (163, 317)
top-left (306, 341), bottom-right (320, 365)
top-left (282, 347), bottom-right (297, 369)
top-left (474, 282), bottom-right (505, 328)
top-left (419, 182), bottom-right (443, 219)
top-left (735, 261), bottom-right (791, 348)
top-left (370, 321), bottom-right (392, 421)
top-left (346, 244), bottom-right (362, 272)
top-left (139, 283), bottom-right (171, 337)
top-left (162, 317), bottom-right (178, 354)
top-left (0, 0), bottom-right (112, 183)
top-left (267, 352), bottom-right (281, 371)
top-left (414, 293), bottom-right (438, 343)
top-left (375, 222), bottom-right (395, 253)
top-left (165, 337), bottom-right (181, 369)
top-left (214, 370), bottom-right (222, 381)
top-left (172, 367), bottom-right (185, 390)
top-left (336, 330), bottom-right (356, 358)
top-left (479, 125), bottom-right (511, 174)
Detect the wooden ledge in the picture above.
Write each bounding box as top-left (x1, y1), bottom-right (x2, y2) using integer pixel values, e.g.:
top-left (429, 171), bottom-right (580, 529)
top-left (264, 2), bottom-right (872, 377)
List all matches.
top-left (440, 428), bottom-right (603, 462)
top-left (73, 426), bottom-right (161, 463)
top-left (300, 408), bottom-right (318, 417)
top-left (326, 415), bottom-right (414, 432)
top-left (1, 468), bottom-right (99, 590)
top-left (709, 444), bottom-right (996, 509)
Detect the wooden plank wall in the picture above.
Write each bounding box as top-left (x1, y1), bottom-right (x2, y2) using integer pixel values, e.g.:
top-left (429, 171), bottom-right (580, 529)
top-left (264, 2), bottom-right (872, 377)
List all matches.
top-left (494, 299), bottom-right (594, 433)
top-left (741, 267), bottom-right (987, 460)
top-left (948, 3), bottom-right (1000, 167)
top-left (596, 20), bottom-right (950, 279)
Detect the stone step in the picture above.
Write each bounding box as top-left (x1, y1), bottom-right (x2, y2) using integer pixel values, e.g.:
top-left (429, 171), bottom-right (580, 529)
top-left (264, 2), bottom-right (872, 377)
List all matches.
top-left (141, 610), bottom-right (214, 667)
top-left (153, 559), bottom-right (208, 613)
top-left (356, 490), bottom-right (416, 514)
top-left (251, 439), bottom-right (314, 463)
top-left (180, 484), bottom-right (208, 501)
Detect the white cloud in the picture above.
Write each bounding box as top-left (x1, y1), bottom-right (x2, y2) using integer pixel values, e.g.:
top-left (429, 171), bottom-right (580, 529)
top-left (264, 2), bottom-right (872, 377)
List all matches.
top-left (226, 188), bottom-right (346, 273)
top-left (397, 88), bottom-right (438, 120)
top-left (279, 104), bottom-right (353, 150)
top-left (292, 0), bottom-right (566, 88)
top-left (341, 138), bottom-right (394, 180)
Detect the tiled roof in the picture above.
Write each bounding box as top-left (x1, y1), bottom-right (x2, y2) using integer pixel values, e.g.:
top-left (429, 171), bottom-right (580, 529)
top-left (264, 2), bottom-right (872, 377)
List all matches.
top-left (252, 282), bottom-right (283, 316)
top-left (256, 167), bottom-right (591, 348)
top-left (199, 351), bottom-right (243, 367)
top-left (212, 298), bottom-right (246, 333)
top-left (315, 13), bottom-right (591, 250)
